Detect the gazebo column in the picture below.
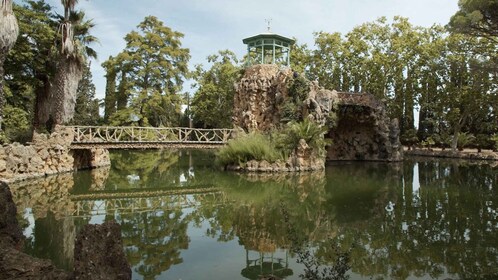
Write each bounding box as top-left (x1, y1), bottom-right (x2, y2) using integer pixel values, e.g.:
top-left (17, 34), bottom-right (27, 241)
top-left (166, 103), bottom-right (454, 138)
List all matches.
top-left (272, 41), bottom-right (276, 64)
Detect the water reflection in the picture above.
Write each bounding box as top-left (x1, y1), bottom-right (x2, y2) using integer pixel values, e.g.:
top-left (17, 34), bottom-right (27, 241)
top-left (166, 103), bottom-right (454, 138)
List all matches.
top-left (8, 151), bottom-right (498, 279)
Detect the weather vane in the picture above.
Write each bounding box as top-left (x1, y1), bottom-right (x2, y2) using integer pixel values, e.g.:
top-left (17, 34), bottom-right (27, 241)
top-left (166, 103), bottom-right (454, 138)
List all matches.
top-left (265, 18), bottom-right (272, 32)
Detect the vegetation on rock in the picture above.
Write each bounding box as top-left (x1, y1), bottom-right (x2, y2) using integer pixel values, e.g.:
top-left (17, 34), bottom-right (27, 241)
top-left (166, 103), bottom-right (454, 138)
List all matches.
top-left (216, 119), bottom-right (329, 169)
top-left (216, 132), bottom-right (280, 167)
top-left (275, 119), bottom-right (331, 158)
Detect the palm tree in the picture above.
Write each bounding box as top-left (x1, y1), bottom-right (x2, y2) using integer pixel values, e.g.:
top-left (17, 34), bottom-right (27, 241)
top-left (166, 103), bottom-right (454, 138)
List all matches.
top-left (48, 2), bottom-right (97, 128)
top-left (0, 0), bottom-right (19, 131)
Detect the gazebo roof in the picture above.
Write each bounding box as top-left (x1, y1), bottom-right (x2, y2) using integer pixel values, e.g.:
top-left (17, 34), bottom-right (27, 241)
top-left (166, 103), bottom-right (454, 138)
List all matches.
top-left (242, 32), bottom-right (295, 45)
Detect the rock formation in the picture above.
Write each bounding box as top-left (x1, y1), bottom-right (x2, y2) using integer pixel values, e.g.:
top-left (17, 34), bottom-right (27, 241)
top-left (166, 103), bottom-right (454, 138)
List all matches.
top-left (0, 126), bottom-right (110, 183)
top-left (0, 181), bottom-right (69, 279)
top-left (232, 64), bottom-right (402, 162)
top-left (0, 182), bottom-right (131, 280)
top-left (73, 221), bottom-right (131, 280)
top-left (327, 92), bottom-right (402, 161)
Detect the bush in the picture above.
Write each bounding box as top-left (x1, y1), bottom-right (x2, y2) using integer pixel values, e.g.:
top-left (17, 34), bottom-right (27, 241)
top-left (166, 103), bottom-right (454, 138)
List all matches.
top-left (457, 132), bottom-right (475, 151)
top-left (216, 132), bottom-right (280, 167)
top-left (275, 119), bottom-right (331, 157)
top-left (2, 105), bottom-right (32, 144)
top-left (491, 134), bottom-right (498, 151)
top-left (474, 134), bottom-right (490, 152)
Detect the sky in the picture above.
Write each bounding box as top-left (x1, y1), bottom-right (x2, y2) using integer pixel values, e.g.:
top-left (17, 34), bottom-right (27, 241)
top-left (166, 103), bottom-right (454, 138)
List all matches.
top-left (39, 0), bottom-right (460, 100)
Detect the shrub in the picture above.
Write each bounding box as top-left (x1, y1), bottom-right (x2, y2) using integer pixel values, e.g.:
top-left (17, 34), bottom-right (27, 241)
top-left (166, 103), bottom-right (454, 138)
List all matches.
top-left (474, 134), bottom-right (490, 152)
top-left (421, 136), bottom-right (435, 150)
top-left (2, 105), bottom-right (32, 144)
top-left (275, 119), bottom-right (331, 157)
top-left (457, 132), bottom-right (475, 151)
top-left (491, 134), bottom-right (498, 151)
top-left (216, 132), bottom-right (280, 167)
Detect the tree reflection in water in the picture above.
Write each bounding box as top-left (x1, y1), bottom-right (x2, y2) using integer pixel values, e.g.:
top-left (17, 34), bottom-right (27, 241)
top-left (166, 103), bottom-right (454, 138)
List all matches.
top-left (8, 150), bottom-right (498, 279)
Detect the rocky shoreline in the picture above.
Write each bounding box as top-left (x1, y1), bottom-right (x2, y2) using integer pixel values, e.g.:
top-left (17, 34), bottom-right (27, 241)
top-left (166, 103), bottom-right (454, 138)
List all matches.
top-left (0, 126), bottom-right (110, 184)
top-left (404, 148), bottom-right (498, 161)
top-left (0, 182), bottom-right (131, 280)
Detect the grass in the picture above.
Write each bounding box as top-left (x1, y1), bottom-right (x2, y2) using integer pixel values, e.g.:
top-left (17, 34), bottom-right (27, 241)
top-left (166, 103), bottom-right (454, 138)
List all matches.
top-left (216, 119), bottom-right (331, 168)
top-left (216, 132), bottom-right (281, 167)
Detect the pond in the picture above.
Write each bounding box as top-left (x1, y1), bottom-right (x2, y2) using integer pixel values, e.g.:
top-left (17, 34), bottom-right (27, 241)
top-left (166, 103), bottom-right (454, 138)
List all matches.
top-left (8, 150), bottom-right (498, 279)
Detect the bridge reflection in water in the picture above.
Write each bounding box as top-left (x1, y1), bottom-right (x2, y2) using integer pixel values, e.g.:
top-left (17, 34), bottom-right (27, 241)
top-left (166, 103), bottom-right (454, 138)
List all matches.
top-left (8, 150), bottom-right (498, 279)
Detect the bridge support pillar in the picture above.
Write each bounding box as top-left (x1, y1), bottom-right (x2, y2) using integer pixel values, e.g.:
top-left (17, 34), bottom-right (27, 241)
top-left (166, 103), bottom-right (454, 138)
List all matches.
top-left (72, 148), bottom-right (110, 170)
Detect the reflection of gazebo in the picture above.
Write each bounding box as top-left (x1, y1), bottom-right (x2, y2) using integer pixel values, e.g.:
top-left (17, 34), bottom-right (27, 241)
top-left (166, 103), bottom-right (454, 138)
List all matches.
top-left (241, 250), bottom-right (293, 280)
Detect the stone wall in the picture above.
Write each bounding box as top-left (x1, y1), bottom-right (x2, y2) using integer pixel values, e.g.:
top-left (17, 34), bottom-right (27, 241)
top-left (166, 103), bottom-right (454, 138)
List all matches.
top-left (0, 126), bottom-right (110, 183)
top-left (232, 64), bottom-right (402, 162)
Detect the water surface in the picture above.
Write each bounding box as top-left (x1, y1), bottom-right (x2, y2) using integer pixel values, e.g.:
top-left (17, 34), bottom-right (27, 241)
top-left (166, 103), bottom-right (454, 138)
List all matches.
top-left (9, 150), bottom-right (498, 279)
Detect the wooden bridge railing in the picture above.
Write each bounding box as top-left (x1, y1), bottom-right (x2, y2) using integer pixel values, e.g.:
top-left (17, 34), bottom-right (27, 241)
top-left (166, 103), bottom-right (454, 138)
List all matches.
top-left (66, 126), bottom-right (235, 144)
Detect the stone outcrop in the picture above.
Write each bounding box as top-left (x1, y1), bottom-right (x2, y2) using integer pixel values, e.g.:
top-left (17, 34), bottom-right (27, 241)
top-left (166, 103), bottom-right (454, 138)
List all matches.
top-left (0, 181), bottom-right (69, 279)
top-left (233, 64), bottom-right (289, 131)
top-left (233, 65), bottom-right (338, 132)
top-left (0, 182), bottom-right (131, 280)
top-left (73, 221), bottom-right (131, 280)
top-left (232, 64), bottom-right (402, 162)
top-left (0, 126), bottom-right (110, 183)
top-left (327, 92), bottom-right (402, 162)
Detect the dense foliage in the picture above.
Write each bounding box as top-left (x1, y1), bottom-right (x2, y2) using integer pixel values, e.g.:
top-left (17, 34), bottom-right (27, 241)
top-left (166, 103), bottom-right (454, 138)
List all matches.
top-left (2, 1), bottom-right (99, 142)
top-left (102, 16), bottom-right (190, 127)
top-left (190, 50), bottom-right (241, 128)
top-left (3, 2), bottom-right (497, 150)
top-left (289, 16), bottom-right (498, 150)
top-left (449, 0), bottom-right (498, 41)
top-left (71, 64), bottom-right (100, 125)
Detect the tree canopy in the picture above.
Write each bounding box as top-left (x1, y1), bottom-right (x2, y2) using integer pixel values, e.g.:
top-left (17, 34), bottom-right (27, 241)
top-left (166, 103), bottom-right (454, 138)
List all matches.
top-left (190, 50), bottom-right (241, 128)
top-left (103, 16), bottom-right (190, 127)
top-left (449, 0), bottom-right (498, 41)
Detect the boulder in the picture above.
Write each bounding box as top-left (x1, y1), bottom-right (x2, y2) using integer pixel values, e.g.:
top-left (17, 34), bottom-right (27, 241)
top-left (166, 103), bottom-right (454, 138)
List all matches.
top-left (73, 221), bottom-right (131, 280)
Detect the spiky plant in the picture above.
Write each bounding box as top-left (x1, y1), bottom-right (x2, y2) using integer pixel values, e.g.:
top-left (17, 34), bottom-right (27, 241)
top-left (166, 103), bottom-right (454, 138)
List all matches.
top-left (0, 0), bottom-right (19, 131)
top-left (276, 118), bottom-right (331, 157)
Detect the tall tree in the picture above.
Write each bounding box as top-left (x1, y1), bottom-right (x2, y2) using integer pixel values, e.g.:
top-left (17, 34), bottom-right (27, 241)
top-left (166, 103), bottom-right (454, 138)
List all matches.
top-left (41, 2), bottom-right (97, 129)
top-left (102, 56), bottom-right (117, 122)
top-left (449, 0), bottom-right (498, 42)
top-left (0, 0), bottom-right (19, 131)
top-left (191, 50), bottom-right (241, 128)
top-left (72, 63), bottom-right (99, 125)
top-left (107, 16), bottom-right (190, 127)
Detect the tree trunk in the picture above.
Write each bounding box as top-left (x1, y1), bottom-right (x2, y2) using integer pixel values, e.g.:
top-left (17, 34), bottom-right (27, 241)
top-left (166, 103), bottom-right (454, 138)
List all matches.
top-left (451, 131), bottom-right (459, 152)
top-left (50, 56), bottom-right (83, 126)
top-left (0, 52), bottom-right (5, 131)
top-left (103, 69), bottom-right (117, 122)
top-left (33, 74), bottom-right (52, 131)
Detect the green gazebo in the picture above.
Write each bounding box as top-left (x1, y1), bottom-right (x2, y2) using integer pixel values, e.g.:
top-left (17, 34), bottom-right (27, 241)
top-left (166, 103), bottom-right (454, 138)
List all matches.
top-left (243, 30), bottom-right (295, 67)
